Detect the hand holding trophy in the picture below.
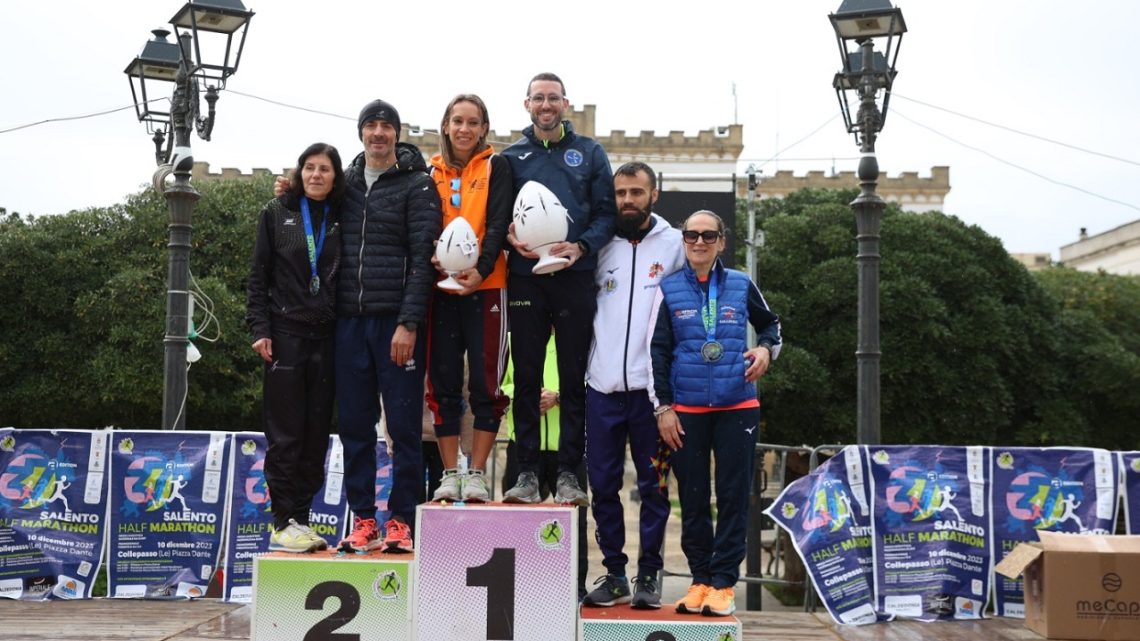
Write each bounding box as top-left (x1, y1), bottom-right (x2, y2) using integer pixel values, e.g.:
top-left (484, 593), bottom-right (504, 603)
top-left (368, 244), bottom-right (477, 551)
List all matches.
top-left (435, 217), bottom-right (480, 291)
top-left (512, 181), bottom-right (574, 274)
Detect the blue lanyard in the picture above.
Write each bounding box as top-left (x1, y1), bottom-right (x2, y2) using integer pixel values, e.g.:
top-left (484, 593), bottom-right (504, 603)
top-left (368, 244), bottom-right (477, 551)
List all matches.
top-left (300, 197), bottom-right (328, 290)
top-left (700, 275), bottom-right (718, 342)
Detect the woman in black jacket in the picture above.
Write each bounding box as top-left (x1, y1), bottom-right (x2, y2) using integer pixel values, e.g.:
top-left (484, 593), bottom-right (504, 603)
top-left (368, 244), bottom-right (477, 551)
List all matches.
top-left (246, 142), bottom-right (344, 553)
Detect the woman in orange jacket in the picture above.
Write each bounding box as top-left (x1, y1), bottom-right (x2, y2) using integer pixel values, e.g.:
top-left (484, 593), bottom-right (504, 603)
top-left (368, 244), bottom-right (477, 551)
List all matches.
top-left (425, 94), bottom-right (513, 502)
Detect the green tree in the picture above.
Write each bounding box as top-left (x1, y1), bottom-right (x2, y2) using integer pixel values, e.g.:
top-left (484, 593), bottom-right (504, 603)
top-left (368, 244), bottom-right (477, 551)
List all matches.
top-left (0, 176), bottom-right (271, 429)
top-left (1033, 267), bottom-right (1140, 450)
top-left (746, 189), bottom-right (1089, 448)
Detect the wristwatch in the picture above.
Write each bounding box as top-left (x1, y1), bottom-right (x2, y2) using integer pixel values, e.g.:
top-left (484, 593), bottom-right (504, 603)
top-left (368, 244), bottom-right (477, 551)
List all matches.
top-left (400, 321), bottom-right (417, 332)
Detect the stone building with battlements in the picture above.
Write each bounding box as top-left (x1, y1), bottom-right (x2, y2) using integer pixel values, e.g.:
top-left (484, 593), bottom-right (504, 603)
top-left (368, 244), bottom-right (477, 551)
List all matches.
top-left (193, 104), bottom-right (950, 212)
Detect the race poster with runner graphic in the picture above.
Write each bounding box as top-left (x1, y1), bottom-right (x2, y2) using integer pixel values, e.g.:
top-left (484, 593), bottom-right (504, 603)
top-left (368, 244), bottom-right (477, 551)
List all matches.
top-left (222, 433), bottom-right (348, 602)
top-left (765, 445), bottom-right (881, 625)
top-left (869, 445), bottom-right (991, 621)
top-left (0, 428), bottom-right (109, 600)
top-left (107, 430), bottom-right (231, 599)
top-left (1121, 452), bottom-right (1140, 534)
top-left (990, 447), bottom-right (1117, 618)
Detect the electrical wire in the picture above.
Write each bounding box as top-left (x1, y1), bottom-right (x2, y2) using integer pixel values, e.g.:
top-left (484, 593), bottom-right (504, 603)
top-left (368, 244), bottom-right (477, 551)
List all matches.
top-left (892, 109), bottom-right (1140, 213)
top-left (893, 93), bottom-right (1140, 168)
top-left (189, 269), bottom-right (221, 343)
top-left (223, 88), bottom-right (355, 121)
top-left (747, 114), bottom-right (842, 172)
top-left (0, 98), bottom-right (167, 134)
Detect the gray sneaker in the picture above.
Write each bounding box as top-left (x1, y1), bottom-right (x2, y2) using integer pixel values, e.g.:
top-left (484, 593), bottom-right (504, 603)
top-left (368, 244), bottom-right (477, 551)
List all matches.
top-left (631, 575), bottom-right (662, 609)
top-left (432, 468), bottom-right (462, 502)
top-left (294, 521), bottom-right (329, 551)
top-left (269, 519), bottom-right (320, 553)
top-left (554, 471), bottom-right (588, 506)
top-left (461, 469), bottom-right (490, 502)
top-left (503, 471), bottom-right (541, 504)
top-left (582, 574), bottom-right (631, 607)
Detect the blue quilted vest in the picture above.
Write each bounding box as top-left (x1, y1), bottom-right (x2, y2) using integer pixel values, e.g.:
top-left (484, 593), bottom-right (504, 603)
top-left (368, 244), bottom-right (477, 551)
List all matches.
top-left (659, 261), bottom-right (755, 407)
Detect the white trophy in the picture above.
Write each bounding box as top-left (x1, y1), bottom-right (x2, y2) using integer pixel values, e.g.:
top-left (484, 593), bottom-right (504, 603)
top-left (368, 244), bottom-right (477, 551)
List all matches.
top-left (512, 180), bottom-right (574, 274)
top-left (435, 217), bottom-right (480, 291)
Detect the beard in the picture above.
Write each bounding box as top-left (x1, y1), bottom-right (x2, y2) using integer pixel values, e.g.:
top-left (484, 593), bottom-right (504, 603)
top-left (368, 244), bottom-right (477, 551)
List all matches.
top-left (615, 206), bottom-right (650, 236)
top-left (530, 111), bottom-right (561, 132)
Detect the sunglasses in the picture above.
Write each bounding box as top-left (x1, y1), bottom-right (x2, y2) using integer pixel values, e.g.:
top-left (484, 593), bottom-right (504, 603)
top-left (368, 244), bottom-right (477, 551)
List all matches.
top-left (449, 178), bottom-right (461, 207)
top-left (682, 230), bottom-right (722, 244)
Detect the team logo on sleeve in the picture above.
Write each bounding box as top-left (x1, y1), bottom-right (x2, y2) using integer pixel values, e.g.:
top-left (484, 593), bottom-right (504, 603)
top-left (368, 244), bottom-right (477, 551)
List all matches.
top-left (563, 149), bottom-right (583, 167)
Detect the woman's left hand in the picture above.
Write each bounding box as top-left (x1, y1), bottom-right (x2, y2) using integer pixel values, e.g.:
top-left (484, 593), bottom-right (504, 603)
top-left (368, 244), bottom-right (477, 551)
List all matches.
top-left (743, 346), bottom-right (771, 383)
top-left (657, 409), bottom-right (684, 450)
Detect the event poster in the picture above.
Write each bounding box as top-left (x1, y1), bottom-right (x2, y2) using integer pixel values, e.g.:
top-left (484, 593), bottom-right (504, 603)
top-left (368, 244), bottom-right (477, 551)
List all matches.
top-left (990, 447), bottom-right (1118, 617)
top-left (0, 428), bottom-right (109, 600)
top-left (1122, 452), bottom-right (1140, 535)
top-left (765, 445), bottom-right (881, 625)
top-left (107, 430), bottom-right (231, 599)
top-left (222, 433), bottom-right (348, 602)
top-left (869, 445), bottom-right (991, 621)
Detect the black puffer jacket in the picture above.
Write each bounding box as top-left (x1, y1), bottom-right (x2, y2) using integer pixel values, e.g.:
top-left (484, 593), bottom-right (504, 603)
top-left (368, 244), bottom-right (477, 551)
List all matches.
top-left (338, 142), bottom-right (442, 323)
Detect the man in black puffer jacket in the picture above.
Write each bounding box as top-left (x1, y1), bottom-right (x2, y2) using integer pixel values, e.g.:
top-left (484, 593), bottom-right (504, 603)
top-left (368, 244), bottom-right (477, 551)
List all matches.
top-left (336, 99), bottom-right (442, 554)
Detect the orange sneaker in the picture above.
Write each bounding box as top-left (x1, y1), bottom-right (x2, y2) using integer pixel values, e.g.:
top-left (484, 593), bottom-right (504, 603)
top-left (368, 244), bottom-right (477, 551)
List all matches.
top-left (675, 583), bottom-right (711, 614)
top-left (383, 517), bottom-right (413, 552)
top-left (337, 516), bottom-right (381, 553)
top-left (702, 587), bottom-right (736, 616)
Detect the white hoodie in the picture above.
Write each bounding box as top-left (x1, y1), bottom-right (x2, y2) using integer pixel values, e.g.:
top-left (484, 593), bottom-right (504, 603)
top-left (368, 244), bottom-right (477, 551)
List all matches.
top-left (587, 213), bottom-right (685, 394)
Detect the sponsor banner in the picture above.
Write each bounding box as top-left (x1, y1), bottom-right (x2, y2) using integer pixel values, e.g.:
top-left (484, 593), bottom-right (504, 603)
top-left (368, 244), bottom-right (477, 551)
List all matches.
top-left (764, 446), bottom-right (882, 625)
top-left (0, 428), bottom-right (109, 600)
top-left (869, 445), bottom-right (991, 621)
top-left (222, 433), bottom-right (348, 602)
top-left (107, 430), bottom-right (231, 599)
top-left (1122, 451), bottom-right (1140, 535)
top-left (991, 447), bottom-right (1118, 618)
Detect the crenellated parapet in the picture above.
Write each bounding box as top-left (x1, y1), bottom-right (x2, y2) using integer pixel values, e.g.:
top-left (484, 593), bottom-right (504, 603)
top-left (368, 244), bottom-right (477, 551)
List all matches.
top-left (756, 166), bottom-right (950, 212)
top-left (189, 103), bottom-right (945, 213)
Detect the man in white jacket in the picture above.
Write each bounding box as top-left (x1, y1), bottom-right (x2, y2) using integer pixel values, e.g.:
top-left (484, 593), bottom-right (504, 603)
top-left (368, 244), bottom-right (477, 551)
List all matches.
top-left (582, 162), bottom-right (685, 609)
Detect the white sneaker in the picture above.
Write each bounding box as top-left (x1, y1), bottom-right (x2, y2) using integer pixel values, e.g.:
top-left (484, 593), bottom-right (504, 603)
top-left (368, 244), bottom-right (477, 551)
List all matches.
top-left (432, 468), bottom-right (462, 501)
top-left (461, 470), bottom-right (490, 502)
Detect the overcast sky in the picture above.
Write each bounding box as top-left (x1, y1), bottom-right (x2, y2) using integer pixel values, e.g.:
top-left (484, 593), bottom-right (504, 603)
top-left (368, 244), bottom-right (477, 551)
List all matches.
top-left (2, 1), bottom-right (1138, 257)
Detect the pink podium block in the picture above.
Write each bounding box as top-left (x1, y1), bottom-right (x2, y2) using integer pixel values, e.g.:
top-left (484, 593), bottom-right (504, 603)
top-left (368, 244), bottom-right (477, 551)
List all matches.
top-left (416, 503), bottom-right (577, 640)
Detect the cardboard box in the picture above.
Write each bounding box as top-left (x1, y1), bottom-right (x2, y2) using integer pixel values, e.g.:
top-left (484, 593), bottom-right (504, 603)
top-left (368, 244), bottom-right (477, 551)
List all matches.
top-left (995, 531), bottom-right (1140, 640)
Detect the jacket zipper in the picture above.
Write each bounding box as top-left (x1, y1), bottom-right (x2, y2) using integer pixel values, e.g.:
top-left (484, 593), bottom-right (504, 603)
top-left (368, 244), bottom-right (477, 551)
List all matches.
top-left (356, 198), bottom-right (367, 314)
top-left (622, 241), bottom-right (638, 392)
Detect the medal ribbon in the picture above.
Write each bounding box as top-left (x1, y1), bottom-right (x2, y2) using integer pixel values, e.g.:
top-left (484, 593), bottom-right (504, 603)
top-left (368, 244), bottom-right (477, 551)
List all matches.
top-left (300, 197), bottom-right (328, 291)
top-left (700, 275), bottom-right (718, 343)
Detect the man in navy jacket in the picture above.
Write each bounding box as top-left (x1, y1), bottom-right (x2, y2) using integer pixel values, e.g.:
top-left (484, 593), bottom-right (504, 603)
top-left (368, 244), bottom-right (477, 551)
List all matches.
top-left (502, 73), bottom-right (617, 506)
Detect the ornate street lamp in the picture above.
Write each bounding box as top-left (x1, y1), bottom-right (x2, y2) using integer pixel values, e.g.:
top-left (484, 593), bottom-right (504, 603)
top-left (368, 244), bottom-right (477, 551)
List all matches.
top-left (829, 0), bottom-right (905, 445)
top-left (124, 0), bottom-right (253, 430)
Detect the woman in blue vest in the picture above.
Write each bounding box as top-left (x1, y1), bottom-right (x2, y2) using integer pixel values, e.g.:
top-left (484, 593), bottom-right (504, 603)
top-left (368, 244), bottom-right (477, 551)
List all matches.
top-left (649, 210), bottom-right (781, 617)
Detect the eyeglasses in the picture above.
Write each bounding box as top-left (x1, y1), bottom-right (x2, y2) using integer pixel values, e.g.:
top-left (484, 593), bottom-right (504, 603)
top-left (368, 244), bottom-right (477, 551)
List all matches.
top-left (449, 178), bottom-right (461, 207)
top-left (682, 230), bottom-right (722, 244)
top-left (528, 94), bottom-right (564, 105)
